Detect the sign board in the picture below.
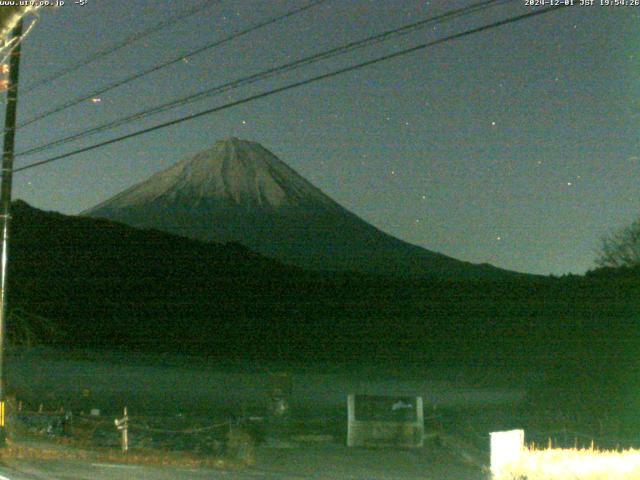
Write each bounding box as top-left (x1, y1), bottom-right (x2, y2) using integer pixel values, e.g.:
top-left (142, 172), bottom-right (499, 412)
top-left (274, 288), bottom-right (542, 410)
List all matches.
top-left (347, 394), bottom-right (424, 448)
top-left (490, 429), bottom-right (524, 476)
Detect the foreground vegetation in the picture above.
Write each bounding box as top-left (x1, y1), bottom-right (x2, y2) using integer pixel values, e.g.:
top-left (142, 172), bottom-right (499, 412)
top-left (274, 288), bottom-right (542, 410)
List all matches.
top-left (496, 445), bottom-right (640, 480)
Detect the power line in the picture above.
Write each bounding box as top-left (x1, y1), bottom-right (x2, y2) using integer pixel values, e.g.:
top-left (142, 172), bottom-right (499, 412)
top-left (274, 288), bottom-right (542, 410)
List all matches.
top-left (14, 4), bottom-right (569, 174)
top-left (17, 0), bottom-right (330, 129)
top-left (21, 0), bottom-right (219, 94)
top-left (16, 0), bottom-right (511, 158)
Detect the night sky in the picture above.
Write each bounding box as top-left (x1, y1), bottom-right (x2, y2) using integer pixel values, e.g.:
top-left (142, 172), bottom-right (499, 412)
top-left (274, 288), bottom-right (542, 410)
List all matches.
top-left (7, 0), bottom-right (639, 275)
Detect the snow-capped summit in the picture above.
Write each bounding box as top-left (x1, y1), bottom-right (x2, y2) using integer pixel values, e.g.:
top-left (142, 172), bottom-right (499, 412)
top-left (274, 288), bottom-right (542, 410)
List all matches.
top-left (83, 138), bottom-right (516, 279)
top-left (88, 137), bottom-right (336, 212)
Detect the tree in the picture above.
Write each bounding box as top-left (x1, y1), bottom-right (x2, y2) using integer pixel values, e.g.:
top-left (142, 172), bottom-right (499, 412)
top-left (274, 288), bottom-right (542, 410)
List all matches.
top-left (7, 308), bottom-right (60, 347)
top-left (596, 218), bottom-right (640, 268)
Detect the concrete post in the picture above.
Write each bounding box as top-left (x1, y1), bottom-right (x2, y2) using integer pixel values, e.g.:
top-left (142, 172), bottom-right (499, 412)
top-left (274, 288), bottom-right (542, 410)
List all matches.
top-left (490, 429), bottom-right (524, 476)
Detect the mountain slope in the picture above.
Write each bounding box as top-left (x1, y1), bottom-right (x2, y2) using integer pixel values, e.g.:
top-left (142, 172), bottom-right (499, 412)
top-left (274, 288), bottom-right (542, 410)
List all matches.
top-left (8, 200), bottom-right (300, 350)
top-left (6, 201), bottom-right (638, 369)
top-left (83, 137), bottom-right (519, 280)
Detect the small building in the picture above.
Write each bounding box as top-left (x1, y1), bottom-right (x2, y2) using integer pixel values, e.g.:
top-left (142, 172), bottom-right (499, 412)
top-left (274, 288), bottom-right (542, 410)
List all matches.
top-left (347, 394), bottom-right (424, 448)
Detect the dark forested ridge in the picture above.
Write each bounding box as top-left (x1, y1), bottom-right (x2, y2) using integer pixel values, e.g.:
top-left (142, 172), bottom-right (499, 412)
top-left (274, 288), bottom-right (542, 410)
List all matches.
top-left (6, 201), bottom-right (639, 370)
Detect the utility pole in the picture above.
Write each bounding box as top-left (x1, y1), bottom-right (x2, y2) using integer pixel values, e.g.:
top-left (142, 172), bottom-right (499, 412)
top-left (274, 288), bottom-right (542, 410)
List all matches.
top-left (0, 18), bottom-right (23, 444)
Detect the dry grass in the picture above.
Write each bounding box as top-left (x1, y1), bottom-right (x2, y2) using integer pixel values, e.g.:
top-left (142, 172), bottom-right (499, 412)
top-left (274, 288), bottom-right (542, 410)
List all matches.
top-left (495, 445), bottom-right (640, 480)
top-left (0, 437), bottom-right (243, 470)
top-left (2, 397), bottom-right (253, 470)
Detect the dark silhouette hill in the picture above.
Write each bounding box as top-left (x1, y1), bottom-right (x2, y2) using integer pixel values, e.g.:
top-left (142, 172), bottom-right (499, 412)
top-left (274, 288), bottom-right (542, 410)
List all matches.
top-left (5, 201), bottom-right (638, 374)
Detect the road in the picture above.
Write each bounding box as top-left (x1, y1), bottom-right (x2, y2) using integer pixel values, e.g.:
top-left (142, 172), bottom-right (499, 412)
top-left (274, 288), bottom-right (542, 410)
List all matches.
top-left (0, 460), bottom-right (303, 480)
top-left (0, 443), bottom-right (486, 479)
top-left (0, 461), bottom-right (434, 480)
top-left (0, 462), bottom-right (484, 480)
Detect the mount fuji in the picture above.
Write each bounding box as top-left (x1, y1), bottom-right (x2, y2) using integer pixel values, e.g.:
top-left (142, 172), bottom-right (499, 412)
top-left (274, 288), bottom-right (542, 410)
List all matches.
top-left (83, 137), bottom-right (517, 279)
